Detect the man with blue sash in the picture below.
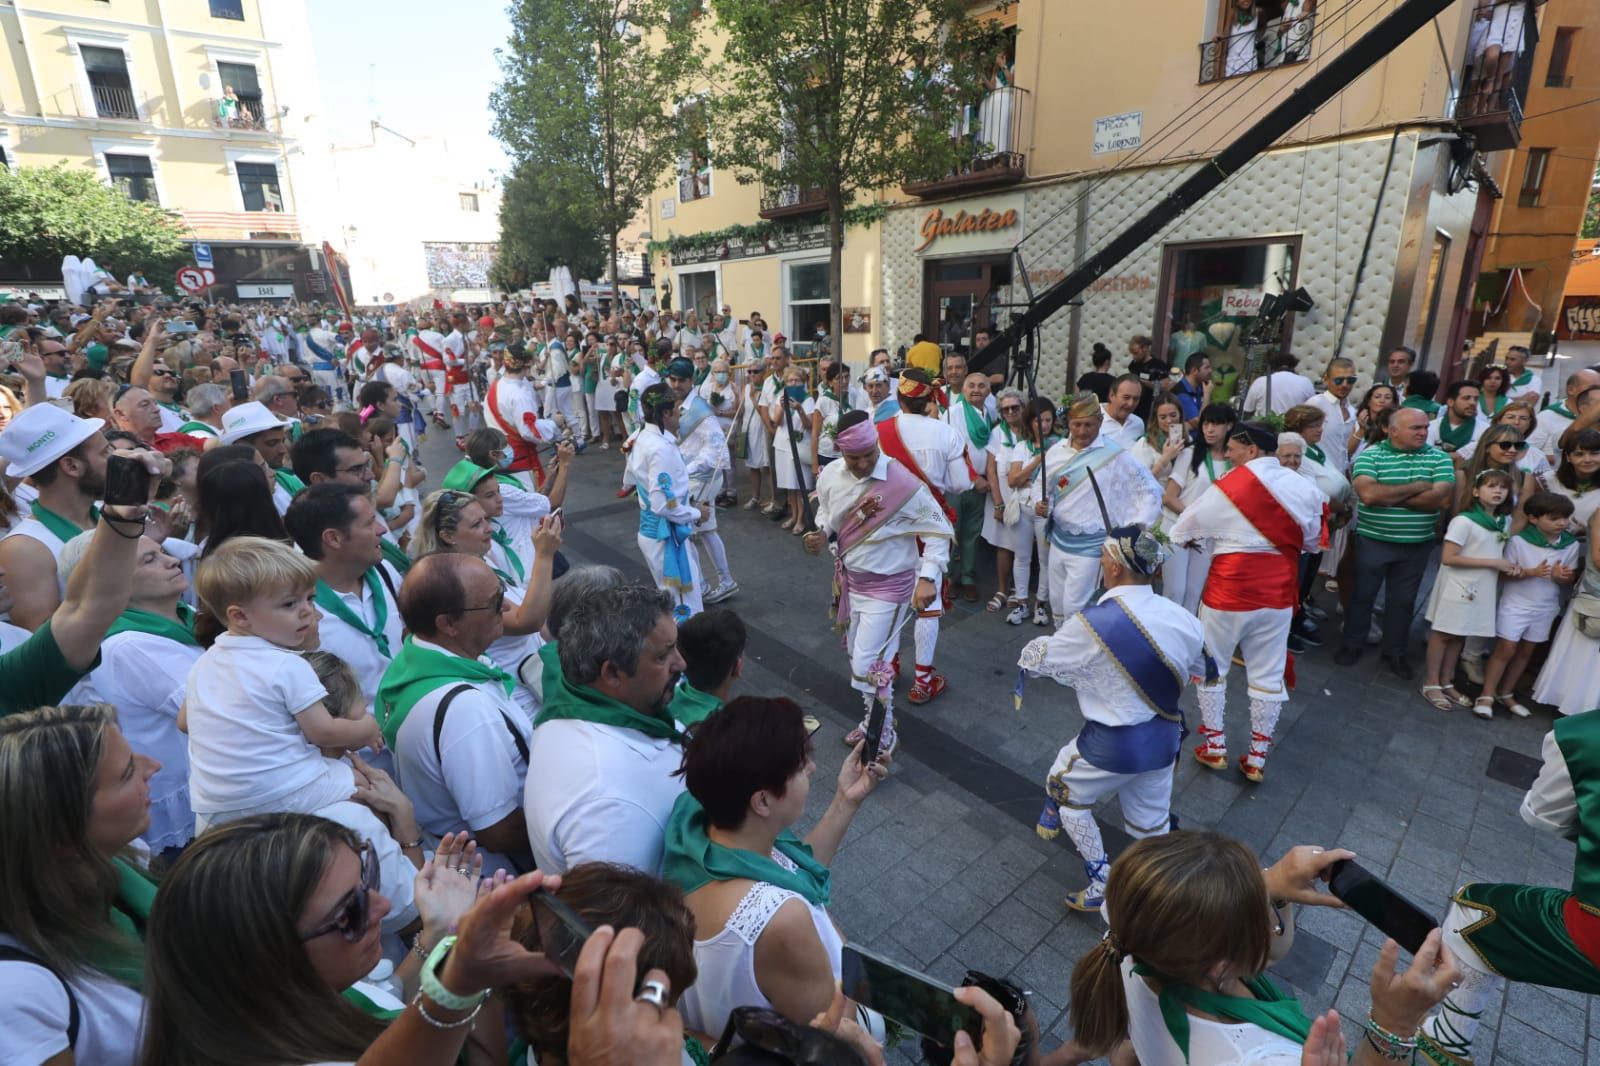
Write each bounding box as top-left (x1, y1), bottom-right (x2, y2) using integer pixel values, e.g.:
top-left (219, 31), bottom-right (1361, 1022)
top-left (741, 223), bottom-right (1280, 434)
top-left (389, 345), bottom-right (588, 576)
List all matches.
top-left (1019, 522), bottom-right (1214, 912)
top-left (1038, 392), bottom-right (1163, 628)
top-left (626, 383), bottom-right (706, 621)
top-left (666, 358), bottom-right (738, 605)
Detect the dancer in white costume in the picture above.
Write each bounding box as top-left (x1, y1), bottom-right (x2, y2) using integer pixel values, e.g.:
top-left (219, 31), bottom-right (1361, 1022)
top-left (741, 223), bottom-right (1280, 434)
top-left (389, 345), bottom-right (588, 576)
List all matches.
top-left (665, 358), bottom-right (738, 604)
top-left (625, 383), bottom-right (706, 620)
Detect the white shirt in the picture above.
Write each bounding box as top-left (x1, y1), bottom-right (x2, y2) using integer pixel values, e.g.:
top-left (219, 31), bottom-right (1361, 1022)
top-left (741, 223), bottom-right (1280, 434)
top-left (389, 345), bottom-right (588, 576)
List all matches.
top-left (155, 402), bottom-right (187, 434)
top-left (1099, 406), bottom-right (1145, 449)
top-left (627, 423), bottom-right (701, 523)
top-left (390, 638), bottom-right (533, 864)
top-left (1305, 390), bottom-right (1358, 474)
top-left (314, 564), bottom-right (403, 704)
top-left (1522, 727), bottom-right (1579, 837)
top-left (1168, 456), bottom-right (1323, 555)
top-left (941, 397), bottom-right (992, 474)
top-left (1506, 368), bottom-right (1542, 406)
top-left (524, 715), bottom-right (686, 876)
top-left (0, 933), bottom-right (145, 1066)
top-left (813, 452), bottom-right (953, 582)
top-left (1019, 585), bottom-right (1210, 728)
top-left (1121, 955), bottom-right (1301, 1065)
top-left (44, 375), bottom-right (70, 399)
top-left (185, 632), bottom-right (346, 815)
top-left (1243, 370), bottom-right (1316, 415)
top-left (1529, 406), bottom-right (1576, 462)
top-left (887, 412), bottom-right (974, 494)
top-left (1425, 410), bottom-right (1485, 453)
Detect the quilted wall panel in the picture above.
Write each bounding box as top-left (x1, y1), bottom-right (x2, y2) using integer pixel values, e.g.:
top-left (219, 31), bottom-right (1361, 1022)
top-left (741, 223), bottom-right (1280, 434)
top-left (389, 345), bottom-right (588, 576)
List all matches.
top-left (880, 132), bottom-right (1421, 396)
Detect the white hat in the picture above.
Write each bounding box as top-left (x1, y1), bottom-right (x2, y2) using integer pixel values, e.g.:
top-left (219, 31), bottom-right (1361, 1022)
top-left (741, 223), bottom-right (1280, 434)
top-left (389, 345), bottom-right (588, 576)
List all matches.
top-left (219, 401), bottom-right (286, 444)
top-left (70, 313), bottom-right (91, 327)
top-left (863, 366), bottom-right (890, 384)
top-left (0, 405), bottom-right (106, 478)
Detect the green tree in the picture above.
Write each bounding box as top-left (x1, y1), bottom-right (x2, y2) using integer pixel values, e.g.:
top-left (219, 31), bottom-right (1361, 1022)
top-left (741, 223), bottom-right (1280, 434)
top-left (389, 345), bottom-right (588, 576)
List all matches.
top-left (705, 0), bottom-right (1008, 344)
top-left (0, 164), bottom-right (189, 288)
top-left (492, 0), bottom-right (695, 306)
top-left (1583, 161), bottom-right (1599, 239)
top-left (490, 161), bottom-right (608, 290)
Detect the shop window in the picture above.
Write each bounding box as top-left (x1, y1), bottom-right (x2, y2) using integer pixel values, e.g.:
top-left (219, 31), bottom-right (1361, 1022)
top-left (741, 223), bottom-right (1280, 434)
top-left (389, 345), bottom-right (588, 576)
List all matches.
top-left (1160, 237), bottom-right (1299, 362)
top-left (786, 261), bottom-right (832, 350)
top-left (106, 154), bottom-right (157, 203)
top-left (236, 161), bottom-right (283, 212)
top-left (1546, 27), bottom-right (1577, 87)
top-left (1518, 147), bottom-right (1551, 207)
top-left (679, 270), bottom-right (718, 324)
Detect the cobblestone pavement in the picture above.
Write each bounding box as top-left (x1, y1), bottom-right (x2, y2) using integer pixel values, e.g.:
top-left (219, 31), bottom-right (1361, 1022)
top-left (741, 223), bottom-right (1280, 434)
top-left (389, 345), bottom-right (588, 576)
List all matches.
top-left (421, 431), bottom-right (1589, 1063)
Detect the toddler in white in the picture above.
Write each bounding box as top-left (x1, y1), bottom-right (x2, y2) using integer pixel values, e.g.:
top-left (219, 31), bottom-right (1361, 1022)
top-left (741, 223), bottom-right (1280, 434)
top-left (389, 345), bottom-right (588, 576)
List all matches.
top-left (1477, 492), bottom-right (1581, 718)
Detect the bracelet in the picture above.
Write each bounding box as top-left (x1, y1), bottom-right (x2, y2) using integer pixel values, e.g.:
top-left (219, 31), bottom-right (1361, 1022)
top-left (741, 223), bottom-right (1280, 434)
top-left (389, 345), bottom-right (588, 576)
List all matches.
top-left (419, 935), bottom-right (487, 1012)
top-left (414, 990), bottom-right (484, 1030)
top-left (101, 514), bottom-right (147, 539)
top-left (412, 932), bottom-right (430, 961)
top-left (1363, 1030), bottom-right (1415, 1062)
top-left (385, 458), bottom-right (402, 466)
top-left (397, 835), bottom-right (423, 849)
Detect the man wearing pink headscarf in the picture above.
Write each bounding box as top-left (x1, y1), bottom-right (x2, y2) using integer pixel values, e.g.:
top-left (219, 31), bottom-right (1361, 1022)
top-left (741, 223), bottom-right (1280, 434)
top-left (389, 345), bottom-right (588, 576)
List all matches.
top-left (803, 410), bottom-right (953, 755)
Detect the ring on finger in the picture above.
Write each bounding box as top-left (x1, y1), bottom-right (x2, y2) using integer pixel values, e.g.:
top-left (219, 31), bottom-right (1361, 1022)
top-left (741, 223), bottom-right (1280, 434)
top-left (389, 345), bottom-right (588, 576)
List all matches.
top-left (635, 978), bottom-right (669, 1011)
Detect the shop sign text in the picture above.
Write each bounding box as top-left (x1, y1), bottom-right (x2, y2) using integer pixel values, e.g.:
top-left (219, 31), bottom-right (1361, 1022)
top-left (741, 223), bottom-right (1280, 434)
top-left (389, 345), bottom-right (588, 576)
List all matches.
top-left (916, 206), bottom-right (1019, 253)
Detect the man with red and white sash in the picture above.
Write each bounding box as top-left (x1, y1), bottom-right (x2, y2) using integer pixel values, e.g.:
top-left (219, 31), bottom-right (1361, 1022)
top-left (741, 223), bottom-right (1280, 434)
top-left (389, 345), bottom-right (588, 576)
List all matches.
top-left (411, 314), bottom-right (449, 427)
top-left (1417, 708), bottom-right (1600, 1064)
top-left (442, 312), bottom-right (481, 449)
top-left (875, 369), bottom-right (973, 704)
top-left (804, 411), bottom-right (952, 754)
top-left (485, 343), bottom-right (551, 491)
top-left (1037, 393), bottom-right (1164, 628)
top-left (1168, 422), bottom-right (1324, 783)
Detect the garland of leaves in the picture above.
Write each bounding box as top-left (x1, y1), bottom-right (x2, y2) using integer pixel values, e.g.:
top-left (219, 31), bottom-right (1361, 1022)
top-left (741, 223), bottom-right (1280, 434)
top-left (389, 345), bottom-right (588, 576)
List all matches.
top-left (645, 203), bottom-right (887, 258)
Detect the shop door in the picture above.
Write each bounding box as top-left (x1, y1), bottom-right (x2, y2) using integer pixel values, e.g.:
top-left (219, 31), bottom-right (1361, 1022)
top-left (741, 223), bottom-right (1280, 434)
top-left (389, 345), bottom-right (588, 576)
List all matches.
top-left (923, 257), bottom-right (1011, 356)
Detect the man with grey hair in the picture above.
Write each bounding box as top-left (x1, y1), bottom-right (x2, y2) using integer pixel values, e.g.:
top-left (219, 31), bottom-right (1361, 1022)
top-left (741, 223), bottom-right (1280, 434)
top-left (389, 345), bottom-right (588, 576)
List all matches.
top-left (528, 564), bottom-right (627, 702)
top-left (253, 374), bottom-right (301, 435)
top-left (177, 382), bottom-right (231, 440)
top-left (523, 583), bottom-right (687, 874)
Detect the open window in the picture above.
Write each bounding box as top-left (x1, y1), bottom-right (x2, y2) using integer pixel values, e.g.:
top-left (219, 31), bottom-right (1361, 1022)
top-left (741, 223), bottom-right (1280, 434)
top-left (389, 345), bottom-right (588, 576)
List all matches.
top-left (1201, 0), bottom-right (1316, 83)
top-left (1518, 147), bottom-right (1551, 207)
top-left (217, 61), bottom-right (265, 129)
top-left (80, 45), bottom-right (138, 119)
top-left (676, 100), bottom-right (712, 203)
top-left (236, 160), bottom-right (283, 212)
top-left (209, 0), bottom-right (245, 19)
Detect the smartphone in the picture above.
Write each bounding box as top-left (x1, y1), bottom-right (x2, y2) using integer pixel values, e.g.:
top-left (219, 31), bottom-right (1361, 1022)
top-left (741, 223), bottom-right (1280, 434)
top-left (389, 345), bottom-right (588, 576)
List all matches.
top-left (103, 453), bottom-right (152, 507)
top-left (860, 698), bottom-right (887, 766)
top-left (229, 368), bottom-right (250, 402)
top-left (1326, 860), bottom-right (1439, 954)
top-left (530, 888), bottom-right (593, 979)
top-left (842, 945), bottom-right (978, 1046)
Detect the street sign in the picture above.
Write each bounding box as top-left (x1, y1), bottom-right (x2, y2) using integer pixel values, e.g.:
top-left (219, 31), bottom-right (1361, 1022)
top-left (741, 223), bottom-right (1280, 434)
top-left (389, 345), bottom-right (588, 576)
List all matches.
top-left (176, 267), bottom-right (217, 294)
top-left (193, 242), bottom-right (214, 268)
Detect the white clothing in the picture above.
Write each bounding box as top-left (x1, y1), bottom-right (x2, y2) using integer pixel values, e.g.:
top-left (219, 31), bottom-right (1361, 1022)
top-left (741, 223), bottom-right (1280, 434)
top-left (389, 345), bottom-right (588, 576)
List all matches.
top-left (523, 716), bottom-right (686, 875)
top-left (1497, 536), bottom-right (1579, 636)
top-left (1043, 737), bottom-right (1176, 835)
top-left (390, 638), bottom-right (533, 866)
top-left (313, 563), bottom-right (403, 704)
top-left (1161, 449), bottom-right (1229, 612)
top-left (984, 430), bottom-right (1033, 552)
top-left (486, 582), bottom-right (544, 719)
top-left (1522, 727), bottom-right (1579, 835)
top-left (1532, 607), bottom-right (1600, 715)
top-left (0, 932), bottom-right (145, 1066)
top-left (1167, 457), bottom-right (1324, 555)
top-left (486, 375), bottom-right (545, 449)
top-left (1122, 956), bottom-right (1302, 1065)
top-left (1424, 517), bottom-right (1503, 638)
top-left (678, 859), bottom-right (845, 1039)
top-left (1041, 440), bottom-right (1165, 538)
top-left (885, 412), bottom-right (975, 494)
top-left (1529, 407), bottom-right (1575, 462)
top-left (1426, 412), bottom-right (1485, 453)
top-left (1200, 604), bottom-right (1292, 700)
top-left (185, 633), bottom-right (351, 818)
top-left (1047, 550), bottom-right (1102, 627)
top-left (813, 452), bottom-right (952, 582)
top-left (155, 403), bottom-right (187, 435)
top-left (64, 630), bottom-right (200, 852)
top-left (1306, 391), bottom-right (1359, 473)
top-left (814, 390), bottom-right (847, 459)
top-left (313, 799), bottom-right (419, 934)
top-left (1242, 370), bottom-right (1316, 416)
top-left (44, 375), bottom-right (71, 400)
top-left (1550, 482), bottom-right (1600, 536)
top-left (1506, 371), bottom-right (1543, 407)
top-left (771, 396), bottom-right (815, 491)
top-left (271, 479), bottom-right (294, 516)
top-left (1099, 408), bottom-right (1145, 449)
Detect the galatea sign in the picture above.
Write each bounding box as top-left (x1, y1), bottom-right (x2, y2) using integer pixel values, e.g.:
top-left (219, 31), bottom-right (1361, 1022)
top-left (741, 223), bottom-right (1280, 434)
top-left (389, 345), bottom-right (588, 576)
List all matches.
top-left (915, 203), bottom-right (1020, 253)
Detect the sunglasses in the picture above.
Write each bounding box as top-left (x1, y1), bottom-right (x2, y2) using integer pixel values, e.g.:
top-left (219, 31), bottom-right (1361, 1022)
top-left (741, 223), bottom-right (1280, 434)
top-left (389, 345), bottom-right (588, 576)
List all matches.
top-left (1492, 440), bottom-right (1530, 451)
top-left (150, 367), bottom-right (175, 378)
top-left (301, 843), bottom-right (378, 942)
top-left (1331, 376), bottom-right (1358, 386)
top-left (1000, 405), bottom-right (1023, 413)
top-left (457, 580), bottom-right (507, 616)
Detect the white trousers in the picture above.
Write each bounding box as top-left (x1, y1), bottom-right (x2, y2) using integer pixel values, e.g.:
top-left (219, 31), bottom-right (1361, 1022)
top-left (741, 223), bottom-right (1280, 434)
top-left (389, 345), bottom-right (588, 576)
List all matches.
top-left (1048, 551), bottom-right (1101, 627)
top-left (1199, 604), bottom-right (1291, 701)
top-left (446, 384), bottom-right (478, 436)
top-left (638, 534), bottom-right (704, 618)
top-left (847, 595), bottom-right (911, 697)
top-left (551, 385), bottom-right (577, 432)
top-left (1010, 515), bottom-right (1050, 603)
top-left (1160, 542), bottom-right (1213, 615)
top-left (1046, 738), bottom-right (1176, 836)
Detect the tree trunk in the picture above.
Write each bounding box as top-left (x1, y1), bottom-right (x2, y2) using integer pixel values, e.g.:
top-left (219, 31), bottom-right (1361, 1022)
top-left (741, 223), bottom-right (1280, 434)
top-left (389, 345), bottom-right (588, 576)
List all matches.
top-left (827, 188), bottom-right (845, 380)
top-left (608, 226), bottom-right (621, 321)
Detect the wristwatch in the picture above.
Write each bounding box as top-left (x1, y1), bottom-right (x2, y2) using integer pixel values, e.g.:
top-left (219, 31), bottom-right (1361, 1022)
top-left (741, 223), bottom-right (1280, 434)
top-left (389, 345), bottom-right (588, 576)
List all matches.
top-left (419, 935), bottom-right (488, 1012)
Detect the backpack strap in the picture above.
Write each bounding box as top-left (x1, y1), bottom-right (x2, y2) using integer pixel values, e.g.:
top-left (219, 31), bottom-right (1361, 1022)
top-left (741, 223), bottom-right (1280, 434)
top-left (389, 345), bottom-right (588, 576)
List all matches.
top-left (431, 684), bottom-right (531, 765)
top-left (0, 945), bottom-right (80, 1048)
top-left (374, 561), bottom-right (400, 606)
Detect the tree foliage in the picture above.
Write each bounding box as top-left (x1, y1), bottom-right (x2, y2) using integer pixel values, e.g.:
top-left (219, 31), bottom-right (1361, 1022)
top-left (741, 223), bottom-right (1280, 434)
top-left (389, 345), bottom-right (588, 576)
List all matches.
top-left (0, 164), bottom-right (189, 284)
top-left (491, 161), bottom-right (607, 290)
top-left (1583, 161), bottom-right (1599, 240)
top-left (704, 0), bottom-right (1009, 341)
top-left (491, 0), bottom-right (696, 299)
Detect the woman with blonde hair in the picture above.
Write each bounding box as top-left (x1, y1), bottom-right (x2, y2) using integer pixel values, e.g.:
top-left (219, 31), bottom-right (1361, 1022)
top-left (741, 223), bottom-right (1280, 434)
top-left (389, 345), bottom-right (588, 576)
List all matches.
top-left (0, 704), bottom-right (159, 1065)
top-left (1457, 422), bottom-right (1539, 520)
top-left (64, 376), bottom-right (118, 423)
top-left (1068, 830), bottom-right (1459, 1065)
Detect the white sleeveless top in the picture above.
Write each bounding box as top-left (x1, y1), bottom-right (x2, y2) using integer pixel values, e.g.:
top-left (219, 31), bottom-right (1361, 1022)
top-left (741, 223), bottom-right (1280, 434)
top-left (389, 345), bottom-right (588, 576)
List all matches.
top-left (3, 516), bottom-right (67, 560)
top-left (677, 851), bottom-right (844, 1038)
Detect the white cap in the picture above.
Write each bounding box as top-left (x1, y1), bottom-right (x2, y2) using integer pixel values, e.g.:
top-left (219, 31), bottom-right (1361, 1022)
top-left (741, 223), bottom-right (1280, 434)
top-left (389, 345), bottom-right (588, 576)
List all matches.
top-left (863, 366), bottom-right (890, 384)
top-left (219, 401), bottom-right (286, 444)
top-left (0, 405), bottom-right (106, 478)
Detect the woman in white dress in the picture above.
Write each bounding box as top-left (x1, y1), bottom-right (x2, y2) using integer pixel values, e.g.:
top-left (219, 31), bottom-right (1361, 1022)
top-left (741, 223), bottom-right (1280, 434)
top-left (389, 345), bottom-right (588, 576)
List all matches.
top-left (593, 343), bottom-right (628, 449)
top-left (983, 388), bottom-right (1032, 621)
top-left (1282, 406), bottom-right (1350, 624)
top-left (771, 366), bottom-right (816, 533)
top-left (1005, 396), bottom-right (1061, 626)
top-left (810, 357), bottom-right (852, 480)
top-left (1533, 507), bottom-right (1600, 715)
top-left (1067, 830), bottom-right (1457, 1066)
top-left (700, 356), bottom-right (742, 505)
top-left (1161, 403), bottom-right (1237, 614)
top-left (741, 362), bottom-right (772, 511)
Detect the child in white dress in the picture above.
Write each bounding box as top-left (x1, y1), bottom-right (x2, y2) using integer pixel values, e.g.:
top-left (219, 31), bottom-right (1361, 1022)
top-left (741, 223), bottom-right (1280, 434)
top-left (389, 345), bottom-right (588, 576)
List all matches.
top-left (1423, 470), bottom-right (1516, 711)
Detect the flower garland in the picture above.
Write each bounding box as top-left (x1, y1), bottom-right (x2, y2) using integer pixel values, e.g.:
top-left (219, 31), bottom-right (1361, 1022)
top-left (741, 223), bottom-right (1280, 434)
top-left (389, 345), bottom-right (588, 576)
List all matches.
top-left (645, 204), bottom-right (887, 259)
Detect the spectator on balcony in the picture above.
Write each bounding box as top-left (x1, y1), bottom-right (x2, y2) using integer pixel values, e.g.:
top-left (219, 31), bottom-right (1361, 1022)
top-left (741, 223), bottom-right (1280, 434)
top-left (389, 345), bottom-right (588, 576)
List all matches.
top-left (1224, 0), bottom-right (1262, 77)
top-left (1467, 0), bottom-right (1529, 115)
top-left (1270, 0), bottom-right (1315, 65)
top-left (217, 85), bottom-right (240, 128)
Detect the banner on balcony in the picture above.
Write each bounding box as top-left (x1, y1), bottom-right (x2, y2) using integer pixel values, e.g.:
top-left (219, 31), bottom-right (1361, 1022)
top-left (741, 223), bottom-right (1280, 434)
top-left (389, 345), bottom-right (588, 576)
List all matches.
top-left (672, 223), bottom-right (829, 266)
top-left (1092, 111), bottom-right (1143, 156)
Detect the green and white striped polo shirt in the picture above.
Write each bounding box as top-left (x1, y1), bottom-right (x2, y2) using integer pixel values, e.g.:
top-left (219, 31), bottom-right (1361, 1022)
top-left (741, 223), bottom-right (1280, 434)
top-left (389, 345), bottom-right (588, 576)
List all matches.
top-left (1351, 440), bottom-right (1455, 543)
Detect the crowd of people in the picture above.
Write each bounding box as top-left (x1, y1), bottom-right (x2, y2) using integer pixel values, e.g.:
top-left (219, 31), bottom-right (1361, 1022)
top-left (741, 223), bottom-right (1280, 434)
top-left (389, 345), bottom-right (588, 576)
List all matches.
top-left (0, 285), bottom-right (1598, 1065)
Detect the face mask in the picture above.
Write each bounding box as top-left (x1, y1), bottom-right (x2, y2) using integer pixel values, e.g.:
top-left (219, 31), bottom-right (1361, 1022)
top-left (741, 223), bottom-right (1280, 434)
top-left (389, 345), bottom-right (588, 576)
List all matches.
top-left (784, 384), bottom-right (808, 402)
top-left (497, 452), bottom-right (513, 470)
top-left (714, 371), bottom-right (730, 385)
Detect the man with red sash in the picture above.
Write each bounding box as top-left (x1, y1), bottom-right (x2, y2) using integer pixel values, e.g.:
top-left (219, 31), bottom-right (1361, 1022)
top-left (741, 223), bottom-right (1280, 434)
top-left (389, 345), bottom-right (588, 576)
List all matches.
top-left (874, 369), bottom-right (972, 704)
top-left (1168, 422), bottom-right (1324, 783)
top-left (442, 311), bottom-right (480, 449)
top-left (804, 411), bottom-right (952, 753)
top-left (1019, 522), bottom-right (1213, 911)
top-left (1418, 708), bottom-right (1600, 1064)
top-left (485, 342), bottom-right (552, 490)
top-left (411, 314), bottom-right (449, 428)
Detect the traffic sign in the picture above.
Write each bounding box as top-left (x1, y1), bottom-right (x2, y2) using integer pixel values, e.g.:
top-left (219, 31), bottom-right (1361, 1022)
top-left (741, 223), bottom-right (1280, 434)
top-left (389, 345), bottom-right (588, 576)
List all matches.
top-left (176, 267), bottom-right (217, 294)
top-left (193, 242), bottom-right (213, 268)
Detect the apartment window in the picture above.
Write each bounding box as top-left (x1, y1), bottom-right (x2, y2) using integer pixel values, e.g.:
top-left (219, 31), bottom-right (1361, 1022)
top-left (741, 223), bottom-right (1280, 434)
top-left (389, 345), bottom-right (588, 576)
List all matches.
top-left (785, 261), bottom-right (831, 348)
top-left (1547, 27), bottom-right (1578, 87)
top-left (236, 161), bottom-right (283, 211)
top-left (1519, 148), bottom-right (1552, 207)
top-left (459, 192), bottom-right (480, 212)
top-left (80, 45), bottom-right (137, 119)
top-left (676, 100), bottom-right (712, 202)
top-left (217, 61), bottom-right (264, 128)
top-left (210, 0), bottom-right (246, 20)
top-left (106, 154), bottom-right (157, 203)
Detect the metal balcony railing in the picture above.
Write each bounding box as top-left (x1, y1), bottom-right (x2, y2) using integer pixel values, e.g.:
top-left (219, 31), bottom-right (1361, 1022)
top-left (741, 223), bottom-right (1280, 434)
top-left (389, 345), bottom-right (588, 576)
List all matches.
top-left (1455, 0), bottom-right (1539, 152)
top-left (215, 96), bottom-right (278, 133)
top-left (902, 85), bottom-right (1028, 198)
top-left (1199, 15), bottom-right (1315, 84)
top-left (677, 164), bottom-right (711, 203)
top-left (758, 182), bottom-right (825, 219)
top-left (89, 83), bottom-right (140, 120)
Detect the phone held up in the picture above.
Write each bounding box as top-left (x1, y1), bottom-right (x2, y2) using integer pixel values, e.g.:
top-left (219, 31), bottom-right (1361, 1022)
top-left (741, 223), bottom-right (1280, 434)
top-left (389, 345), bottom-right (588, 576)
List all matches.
top-left (229, 368), bottom-right (250, 403)
top-left (529, 888), bottom-right (593, 980)
top-left (103, 453), bottom-right (152, 507)
top-left (1326, 859), bottom-right (1439, 955)
top-left (860, 698), bottom-right (887, 767)
top-left (841, 943), bottom-right (979, 1048)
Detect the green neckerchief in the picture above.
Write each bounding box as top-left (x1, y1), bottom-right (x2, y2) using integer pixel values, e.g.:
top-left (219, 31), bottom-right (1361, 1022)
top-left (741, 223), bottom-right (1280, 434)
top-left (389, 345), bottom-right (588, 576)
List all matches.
top-left (106, 603), bottom-right (197, 646)
top-left (1402, 394), bottom-right (1440, 416)
top-left (490, 525), bottom-right (527, 585)
top-left (494, 472), bottom-right (525, 492)
top-left (341, 984), bottom-right (403, 1022)
top-left (30, 500), bottom-right (99, 544)
top-left (94, 856), bottom-right (157, 989)
top-left (535, 669), bottom-right (682, 743)
top-left (956, 397), bottom-right (992, 450)
top-left (685, 1035), bottom-right (712, 1066)
top-left (177, 420), bottom-right (219, 437)
top-left (1518, 524), bottom-right (1578, 551)
top-left (1304, 443), bottom-right (1326, 465)
top-left (997, 421), bottom-right (1019, 448)
top-left (1026, 432), bottom-right (1061, 456)
top-left (157, 400), bottom-right (183, 415)
top-left (375, 636), bottom-right (517, 750)
top-left (694, 364), bottom-right (711, 386)
top-left (315, 570), bottom-right (391, 658)
top-left (669, 682), bottom-right (723, 728)
top-left (822, 384), bottom-right (853, 415)
top-left (1131, 963), bottom-right (1310, 1059)
top-left (661, 791), bottom-right (832, 907)
top-left (274, 467), bottom-right (306, 497)
top-left (1512, 369), bottom-right (1534, 388)
top-left (1549, 402), bottom-right (1576, 419)
top-left (1479, 392), bottom-right (1507, 418)
top-left (378, 537), bottom-right (411, 575)
top-left (1458, 504), bottom-right (1508, 537)
top-left (1435, 413), bottom-right (1476, 451)
top-left (1202, 449), bottom-right (1230, 483)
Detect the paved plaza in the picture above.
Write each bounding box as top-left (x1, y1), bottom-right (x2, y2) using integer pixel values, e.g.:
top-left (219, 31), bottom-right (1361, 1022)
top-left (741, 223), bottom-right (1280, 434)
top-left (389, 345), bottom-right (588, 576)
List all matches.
top-left (421, 431), bottom-right (1592, 1063)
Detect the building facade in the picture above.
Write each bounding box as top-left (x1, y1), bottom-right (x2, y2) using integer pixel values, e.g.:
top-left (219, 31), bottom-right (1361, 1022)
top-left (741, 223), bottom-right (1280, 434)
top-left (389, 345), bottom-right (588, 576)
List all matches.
top-left (0, 0), bottom-right (328, 301)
